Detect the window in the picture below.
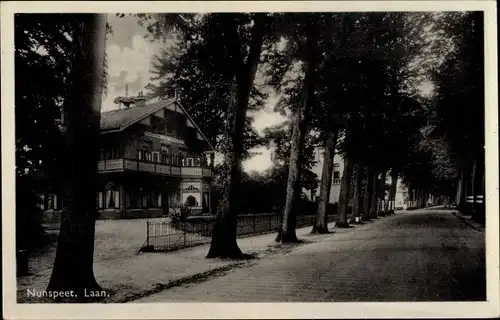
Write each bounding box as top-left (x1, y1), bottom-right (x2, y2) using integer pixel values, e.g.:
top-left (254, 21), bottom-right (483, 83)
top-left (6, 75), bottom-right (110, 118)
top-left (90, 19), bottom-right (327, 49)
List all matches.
top-left (177, 153), bottom-right (184, 166)
top-left (186, 158), bottom-right (194, 167)
top-left (161, 154), bottom-right (170, 164)
top-left (138, 144), bottom-right (153, 162)
top-left (126, 191), bottom-right (142, 209)
top-left (110, 146), bottom-right (121, 159)
top-left (53, 194), bottom-right (58, 210)
top-left (157, 193), bottom-right (162, 208)
top-left (97, 192), bottom-right (104, 209)
top-left (152, 152), bottom-right (159, 163)
top-left (142, 192), bottom-right (153, 208)
top-left (333, 171), bottom-right (340, 179)
top-left (103, 146), bottom-right (121, 160)
top-left (38, 194), bottom-right (45, 210)
top-left (47, 194), bottom-right (54, 210)
top-left (161, 144), bottom-right (170, 154)
top-left (105, 190), bottom-right (119, 209)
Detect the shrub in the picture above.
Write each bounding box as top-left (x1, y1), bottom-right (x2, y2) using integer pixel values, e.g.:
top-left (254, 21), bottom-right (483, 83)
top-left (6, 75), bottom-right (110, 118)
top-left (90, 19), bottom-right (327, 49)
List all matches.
top-left (169, 204), bottom-right (190, 224)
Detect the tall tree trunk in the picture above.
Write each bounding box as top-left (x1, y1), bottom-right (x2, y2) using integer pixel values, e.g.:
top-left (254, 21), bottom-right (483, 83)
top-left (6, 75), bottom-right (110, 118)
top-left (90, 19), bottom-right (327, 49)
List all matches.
top-left (416, 189), bottom-right (421, 208)
top-left (337, 155), bottom-right (354, 228)
top-left (420, 190), bottom-right (424, 208)
top-left (370, 171), bottom-right (379, 219)
top-left (472, 157), bottom-right (485, 224)
top-left (278, 20), bottom-right (318, 243)
top-left (388, 170), bottom-right (398, 214)
top-left (312, 129), bottom-right (338, 234)
top-left (362, 166), bottom-right (374, 221)
top-left (46, 14), bottom-right (107, 300)
top-left (378, 170), bottom-right (387, 216)
top-left (209, 152), bottom-right (215, 168)
top-left (207, 15), bottom-right (266, 258)
top-left (351, 162), bottom-right (364, 224)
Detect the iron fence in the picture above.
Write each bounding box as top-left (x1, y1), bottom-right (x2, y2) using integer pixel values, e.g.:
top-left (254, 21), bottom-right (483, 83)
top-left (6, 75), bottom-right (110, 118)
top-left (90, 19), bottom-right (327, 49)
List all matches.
top-left (142, 213), bottom-right (338, 252)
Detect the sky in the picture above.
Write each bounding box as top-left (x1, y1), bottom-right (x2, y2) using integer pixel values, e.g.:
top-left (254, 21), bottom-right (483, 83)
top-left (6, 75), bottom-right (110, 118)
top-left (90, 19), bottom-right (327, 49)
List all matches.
top-left (103, 14), bottom-right (433, 173)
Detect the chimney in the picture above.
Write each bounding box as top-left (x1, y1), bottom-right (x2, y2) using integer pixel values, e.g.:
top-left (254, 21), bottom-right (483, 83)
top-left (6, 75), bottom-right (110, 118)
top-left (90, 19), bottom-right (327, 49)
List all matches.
top-left (135, 90), bottom-right (146, 107)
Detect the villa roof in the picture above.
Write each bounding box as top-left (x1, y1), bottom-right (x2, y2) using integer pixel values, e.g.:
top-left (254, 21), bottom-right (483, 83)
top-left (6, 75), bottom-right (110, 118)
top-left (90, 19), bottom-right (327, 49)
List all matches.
top-left (100, 99), bottom-right (174, 131)
top-left (100, 98), bottom-right (215, 152)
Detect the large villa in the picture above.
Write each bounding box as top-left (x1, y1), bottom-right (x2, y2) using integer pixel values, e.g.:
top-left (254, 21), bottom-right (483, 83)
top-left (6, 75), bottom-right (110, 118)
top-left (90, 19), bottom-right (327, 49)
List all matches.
top-left (34, 95), bottom-right (215, 222)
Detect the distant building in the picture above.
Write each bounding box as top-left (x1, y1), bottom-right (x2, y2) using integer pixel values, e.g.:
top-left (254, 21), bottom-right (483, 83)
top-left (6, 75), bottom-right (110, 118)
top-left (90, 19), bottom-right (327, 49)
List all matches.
top-left (33, 96), bottom-right (215, 222)
top-left (307, 149), bottom-right (344, 203)
top-left (307, 148), bottom-right (406, 207)
top-left (394, 179), bottom-right (409, 209)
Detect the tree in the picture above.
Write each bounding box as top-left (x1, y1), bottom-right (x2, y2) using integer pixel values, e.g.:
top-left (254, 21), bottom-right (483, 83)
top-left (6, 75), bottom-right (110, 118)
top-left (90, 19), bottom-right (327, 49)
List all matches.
top-left (273, 15), bottom-right (322, 243)
top-left (337, 155), bottom-right (354, 227)
top-left (146, 18), bottom-right (267, 157)
top-left (46, 14), bottom-right (108, 299)
top-left (311, 130), bottom-right (338, 233)
top-left (351, 163), bottom-right (365, 223)
top-left (362, 168), bottom-right (374, 221)
top-left (205, 14), bottom-right (269, 257)
top-left (427, 12), bottom-right (484, 221)
top-left (139, 13), bottom-right (274, 257)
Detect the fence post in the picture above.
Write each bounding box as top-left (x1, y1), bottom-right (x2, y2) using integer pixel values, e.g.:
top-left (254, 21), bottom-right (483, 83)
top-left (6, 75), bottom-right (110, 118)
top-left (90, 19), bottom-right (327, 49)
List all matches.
top-left (183, 229), bottom-right (187, 246)
top-left (146, 221), bottom-right (150, 247)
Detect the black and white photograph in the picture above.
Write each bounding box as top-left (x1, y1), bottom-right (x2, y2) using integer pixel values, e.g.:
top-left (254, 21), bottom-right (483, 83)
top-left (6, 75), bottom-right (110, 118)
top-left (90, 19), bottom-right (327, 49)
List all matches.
top-left (2, 1), bottom-right (499, 319)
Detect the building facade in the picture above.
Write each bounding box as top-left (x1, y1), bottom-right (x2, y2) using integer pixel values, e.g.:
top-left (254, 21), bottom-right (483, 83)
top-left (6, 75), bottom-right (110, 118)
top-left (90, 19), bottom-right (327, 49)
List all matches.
top-left (308, 148), bottom-right (407, 208)
top-left (308, 149), bottom-right (344, 203)
top-left (394, 179), bottom-right (409, 209)
top-left (35, 97), bottom-right (215, 222)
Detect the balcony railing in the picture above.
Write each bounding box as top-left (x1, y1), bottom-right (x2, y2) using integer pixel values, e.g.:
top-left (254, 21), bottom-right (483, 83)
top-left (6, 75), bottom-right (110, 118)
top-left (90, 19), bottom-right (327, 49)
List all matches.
top-left (98, 158), bottom-right (213, 178)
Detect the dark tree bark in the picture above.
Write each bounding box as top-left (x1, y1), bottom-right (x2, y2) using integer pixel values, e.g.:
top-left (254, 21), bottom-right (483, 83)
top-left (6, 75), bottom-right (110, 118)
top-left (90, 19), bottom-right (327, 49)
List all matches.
top-left (207, 15), bottom-right (266, 258)
top-left (337, 155), bottom-right (354, 228)
top-left (457, 170), bottom-right (467, 211)
top-left (209, 152), bottom-right (215, 168)
top-left (370, 171), bottom-right (379, 219)
top-left (378, 170), bottom-right (387, 216)
top-left (415, 189), bottom-right (420, 208)
top-left (46, 14), bottom-right (107, 301)
top-left (351, 162), bottom-right (364, 224)
top-left (471, 156), bottom-right (485, 224)
top-left (418, 189), bottom-right (424, 208)
top-left (362, 166), bottom-right (374, 221)
top-left (311, 129), bottom-right (338, 234)
top-left (279, 20), bottom-right (319, 243)
top-left (388, 170), bottom-right (398, 214)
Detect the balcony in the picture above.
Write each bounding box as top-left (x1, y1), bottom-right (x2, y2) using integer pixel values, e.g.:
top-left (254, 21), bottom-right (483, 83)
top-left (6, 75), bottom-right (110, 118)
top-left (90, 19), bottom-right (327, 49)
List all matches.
top-left (98, 158), bottom-right (213, 178)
